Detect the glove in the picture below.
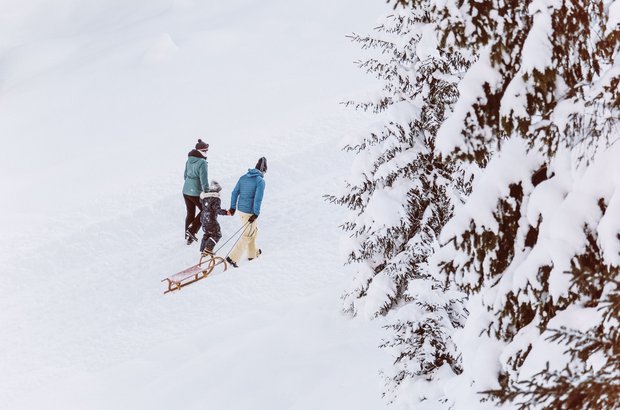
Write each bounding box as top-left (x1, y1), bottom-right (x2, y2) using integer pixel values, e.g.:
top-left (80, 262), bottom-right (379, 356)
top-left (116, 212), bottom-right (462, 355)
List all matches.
top-left (228, 208), bottom-right (236, 216)
top-left (248, 214), bottom-right (258, 223)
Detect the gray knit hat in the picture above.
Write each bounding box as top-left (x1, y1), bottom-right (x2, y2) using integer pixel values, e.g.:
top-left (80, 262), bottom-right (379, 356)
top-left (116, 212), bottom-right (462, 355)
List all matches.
top-left (209, 180), bottom-right (222, 192)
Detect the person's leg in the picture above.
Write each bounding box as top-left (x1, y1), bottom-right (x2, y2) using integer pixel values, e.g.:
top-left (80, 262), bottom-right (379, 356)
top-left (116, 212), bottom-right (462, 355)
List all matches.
top-left (183, 194), bottom-right (196, 233)
top-left (204, 227), bottom-right (222, 254)
top-left (228, 212), bottom-right (253, 263)
top-left (200, 224), bottom-right (208, 252)
top-left (188, 195), bottom-right (203, 236)
top-left (246, 221), bottom-right (259, 259)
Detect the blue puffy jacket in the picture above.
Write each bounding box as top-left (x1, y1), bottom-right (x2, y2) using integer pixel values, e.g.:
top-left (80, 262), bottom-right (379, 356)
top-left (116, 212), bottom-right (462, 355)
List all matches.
top-left (183, 150), bottom-right (209, 196)
top-left (230, 169), bottom-right (265, 215)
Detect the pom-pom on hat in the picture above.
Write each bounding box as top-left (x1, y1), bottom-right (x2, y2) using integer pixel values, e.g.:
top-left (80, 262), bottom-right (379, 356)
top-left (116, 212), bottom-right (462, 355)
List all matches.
top-left (255, 157), bottom-right (268, 173)
top-left (195, 139), bottom-right (209, 150)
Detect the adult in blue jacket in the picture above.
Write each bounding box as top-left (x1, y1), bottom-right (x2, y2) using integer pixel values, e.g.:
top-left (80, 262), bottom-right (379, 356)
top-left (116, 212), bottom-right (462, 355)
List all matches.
top-left (226, 157), bottom-right (267, 267)
top-left (183, 139), bottom-right (209, 245)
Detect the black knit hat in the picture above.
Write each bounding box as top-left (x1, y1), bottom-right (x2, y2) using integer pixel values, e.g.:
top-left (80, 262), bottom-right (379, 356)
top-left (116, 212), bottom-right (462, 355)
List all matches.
top-left (195, 139), bottom-right (209, 150)
top-left (255, 157), bottom-right (268, 173)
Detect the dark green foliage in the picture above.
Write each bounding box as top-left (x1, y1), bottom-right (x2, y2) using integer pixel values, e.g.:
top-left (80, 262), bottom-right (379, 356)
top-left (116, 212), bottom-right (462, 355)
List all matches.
top-left (428, 0), bottom-right (620, 407)
top-left (328, 6), bottom-right (470, 317)
top-left (441, 181), bottom-right (525, 294)
top-left (484, 225), bottom-right (620, 407)
top-left (328, 3), bottom-right (475, 404)
top-left (485, 285), bottom-right (620, 410)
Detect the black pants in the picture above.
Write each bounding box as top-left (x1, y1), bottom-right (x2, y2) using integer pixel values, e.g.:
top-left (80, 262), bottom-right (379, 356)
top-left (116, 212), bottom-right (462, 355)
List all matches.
top-left (200, 227), bottom-right (222, 253)
top-left (183, 194), bottom-right (203, 236)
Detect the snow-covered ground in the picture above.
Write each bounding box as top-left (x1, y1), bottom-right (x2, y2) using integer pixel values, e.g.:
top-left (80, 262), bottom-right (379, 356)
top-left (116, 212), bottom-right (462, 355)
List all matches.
top-left (0, 1), bottom-right (391, 408)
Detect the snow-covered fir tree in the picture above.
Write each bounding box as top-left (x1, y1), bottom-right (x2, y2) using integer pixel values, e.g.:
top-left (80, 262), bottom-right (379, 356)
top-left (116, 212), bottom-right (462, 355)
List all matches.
top-left (428, 0), bottom-right (620, 408)
top-left (490, 264), bottom-right (620, 409)
top-left (328, 1), bottom-right (473, 405)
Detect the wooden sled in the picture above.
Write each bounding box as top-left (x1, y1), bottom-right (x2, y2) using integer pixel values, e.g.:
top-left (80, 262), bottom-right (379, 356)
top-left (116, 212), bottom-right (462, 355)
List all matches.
top-left (162, 253), bottom-right (228, 294)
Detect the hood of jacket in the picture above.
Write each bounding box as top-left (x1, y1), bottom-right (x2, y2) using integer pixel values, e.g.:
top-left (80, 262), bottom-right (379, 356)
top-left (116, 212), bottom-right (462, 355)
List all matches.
top-left (188, 149), bottom-right (206, 159)
top-left (245, 168), bottom-right (263, 178)
top-left (200, 191), bottom-right (220, 199)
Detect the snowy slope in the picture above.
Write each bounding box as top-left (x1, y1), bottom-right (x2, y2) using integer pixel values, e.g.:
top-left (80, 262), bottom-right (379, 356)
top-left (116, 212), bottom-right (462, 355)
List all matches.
top-left (1, 1), bottom-right (391, 408)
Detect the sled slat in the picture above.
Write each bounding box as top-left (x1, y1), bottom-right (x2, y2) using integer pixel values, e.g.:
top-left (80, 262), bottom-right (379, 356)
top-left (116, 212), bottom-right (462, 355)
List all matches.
top-left (162, 255), bottom-right (227, 294)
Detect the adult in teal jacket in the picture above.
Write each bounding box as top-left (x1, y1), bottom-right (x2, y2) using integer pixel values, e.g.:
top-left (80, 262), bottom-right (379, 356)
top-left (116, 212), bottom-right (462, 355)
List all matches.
top-left (226, 157), bottom-right (267, 267)
top-left (183, 139), bottom-right (209, 244)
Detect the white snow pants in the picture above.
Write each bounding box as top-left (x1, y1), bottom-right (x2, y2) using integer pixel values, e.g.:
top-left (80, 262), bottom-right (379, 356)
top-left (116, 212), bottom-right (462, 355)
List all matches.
top-left (228, 211), bottom-right (260, 263)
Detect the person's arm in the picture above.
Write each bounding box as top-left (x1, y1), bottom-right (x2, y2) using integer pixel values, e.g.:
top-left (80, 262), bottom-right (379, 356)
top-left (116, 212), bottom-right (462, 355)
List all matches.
top-left (253, 178), bottom-right (265, 216)
top-left (230, 179), bottom-right (241, 211)
top-left (214, 197), bottom-right (228, 215)
top-left (199, 161), bottom-right (209, 191)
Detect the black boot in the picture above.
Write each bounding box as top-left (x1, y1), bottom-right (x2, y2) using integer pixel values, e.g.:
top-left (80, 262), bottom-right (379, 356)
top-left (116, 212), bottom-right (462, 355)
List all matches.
top-left (186, 229), bottom-right (198, 245)
top-left (248, 249), bottom-right (262, 261)
top-left (226, 257), bottom-right (238, 268)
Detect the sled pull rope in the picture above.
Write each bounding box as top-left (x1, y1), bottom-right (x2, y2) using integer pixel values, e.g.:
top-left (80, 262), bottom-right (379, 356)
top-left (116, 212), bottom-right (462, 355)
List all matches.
top-left (214, 221), bottom-right (251, 257)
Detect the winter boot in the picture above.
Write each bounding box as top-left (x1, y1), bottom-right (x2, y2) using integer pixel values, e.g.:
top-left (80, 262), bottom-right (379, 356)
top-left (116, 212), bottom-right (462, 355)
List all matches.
top-left (248, 249), bottom-right (262, 261)
top-left (186, 229), bottom-right (198, 245)
top-left (226, 256), bottom-right (239, 268)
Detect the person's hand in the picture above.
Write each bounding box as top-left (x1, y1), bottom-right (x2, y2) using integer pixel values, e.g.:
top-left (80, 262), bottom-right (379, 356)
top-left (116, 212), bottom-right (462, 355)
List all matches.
top-left (248, 214), bottom-right (258, 223)
top-left (229, 208), bottom-right (236, 216)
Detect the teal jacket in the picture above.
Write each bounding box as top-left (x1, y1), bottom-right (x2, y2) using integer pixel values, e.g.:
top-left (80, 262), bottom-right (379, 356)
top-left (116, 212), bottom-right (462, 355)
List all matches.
top-left (183, 150), bottom-right (209, 196)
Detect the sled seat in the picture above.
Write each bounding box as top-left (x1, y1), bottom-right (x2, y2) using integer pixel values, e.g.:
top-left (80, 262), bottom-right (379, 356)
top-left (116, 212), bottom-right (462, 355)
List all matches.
top-left (162, 253), bottom-right (227, 294)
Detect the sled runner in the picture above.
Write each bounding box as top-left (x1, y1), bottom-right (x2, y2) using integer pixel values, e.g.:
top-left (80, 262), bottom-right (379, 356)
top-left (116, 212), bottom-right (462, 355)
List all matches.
top-left (162, 253), bottom-right (227, 294)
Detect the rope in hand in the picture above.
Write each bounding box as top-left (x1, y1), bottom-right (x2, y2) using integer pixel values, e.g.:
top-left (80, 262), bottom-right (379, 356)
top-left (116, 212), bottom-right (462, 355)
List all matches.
top-left (214, 221), bottom-right (251, 257)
